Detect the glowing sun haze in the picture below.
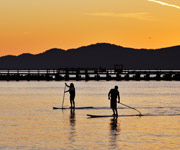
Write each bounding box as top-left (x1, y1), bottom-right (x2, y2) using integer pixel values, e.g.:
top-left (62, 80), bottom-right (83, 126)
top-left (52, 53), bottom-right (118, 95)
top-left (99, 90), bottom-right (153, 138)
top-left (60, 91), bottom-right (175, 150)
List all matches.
top-left (0, 0), bottom-right (180, 56)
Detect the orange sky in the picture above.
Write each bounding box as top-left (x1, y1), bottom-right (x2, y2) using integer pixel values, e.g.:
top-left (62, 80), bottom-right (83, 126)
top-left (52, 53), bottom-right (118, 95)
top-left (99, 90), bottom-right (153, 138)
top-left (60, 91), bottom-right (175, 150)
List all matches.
top-left (0, 0), bottom-right (180, 56)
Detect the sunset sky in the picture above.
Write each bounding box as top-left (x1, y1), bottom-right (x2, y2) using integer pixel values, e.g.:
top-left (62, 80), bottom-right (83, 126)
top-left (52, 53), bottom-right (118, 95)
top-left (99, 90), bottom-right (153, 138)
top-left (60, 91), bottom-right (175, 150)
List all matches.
top-left (0, 0), bottom-right (180, 56)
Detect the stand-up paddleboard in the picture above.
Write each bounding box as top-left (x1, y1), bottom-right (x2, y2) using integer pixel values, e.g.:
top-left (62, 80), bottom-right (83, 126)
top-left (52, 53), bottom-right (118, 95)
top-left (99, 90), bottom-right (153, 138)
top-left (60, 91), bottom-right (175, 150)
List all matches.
top-left (53, 106), bottom-right (93, 110)
top-left (87, 113), bottom-right (180, 118)
top-left (87, 114), bottom-right (142, 118)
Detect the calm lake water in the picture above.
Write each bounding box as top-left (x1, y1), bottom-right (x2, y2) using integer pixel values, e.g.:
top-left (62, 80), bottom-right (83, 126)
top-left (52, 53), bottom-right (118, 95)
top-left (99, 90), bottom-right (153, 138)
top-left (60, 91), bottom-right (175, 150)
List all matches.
top-left (0, 81), bottom-right (180, 150)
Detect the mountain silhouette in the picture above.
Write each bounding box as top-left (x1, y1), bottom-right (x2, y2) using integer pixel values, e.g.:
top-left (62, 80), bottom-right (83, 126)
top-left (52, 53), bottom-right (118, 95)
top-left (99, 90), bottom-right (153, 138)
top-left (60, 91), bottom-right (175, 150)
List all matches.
top-left (0, 43), bottom-right (180, 69)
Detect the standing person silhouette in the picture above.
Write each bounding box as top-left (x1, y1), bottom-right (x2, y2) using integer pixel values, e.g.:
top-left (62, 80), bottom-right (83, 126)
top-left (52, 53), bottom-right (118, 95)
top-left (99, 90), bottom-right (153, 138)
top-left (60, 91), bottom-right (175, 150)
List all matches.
top-left (108, 86), bottom-right (120, 116)
top-left (65, 83), bottom-right (76, 108)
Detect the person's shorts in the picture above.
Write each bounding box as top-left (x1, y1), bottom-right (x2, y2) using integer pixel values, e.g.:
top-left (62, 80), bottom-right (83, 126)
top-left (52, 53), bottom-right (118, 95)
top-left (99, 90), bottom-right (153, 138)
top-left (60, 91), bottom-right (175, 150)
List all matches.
top-left (111, 100), bottom-right (117, 109)
top-left (70, 95), bottom-right (75, 101)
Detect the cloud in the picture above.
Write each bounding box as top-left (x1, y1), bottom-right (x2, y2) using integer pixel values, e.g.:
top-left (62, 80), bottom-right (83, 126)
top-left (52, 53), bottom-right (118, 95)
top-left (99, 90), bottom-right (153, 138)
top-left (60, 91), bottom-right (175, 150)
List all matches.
top-left (148, 0), bottom-right (180, 10)
top-left (86, 12), bottom-right (153, 21)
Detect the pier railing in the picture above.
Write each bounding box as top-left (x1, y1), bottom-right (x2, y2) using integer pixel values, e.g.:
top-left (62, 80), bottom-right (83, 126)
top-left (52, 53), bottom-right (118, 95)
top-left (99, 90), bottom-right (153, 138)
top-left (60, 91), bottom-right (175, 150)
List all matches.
top-left (0, 68), bottom-right (180, 81)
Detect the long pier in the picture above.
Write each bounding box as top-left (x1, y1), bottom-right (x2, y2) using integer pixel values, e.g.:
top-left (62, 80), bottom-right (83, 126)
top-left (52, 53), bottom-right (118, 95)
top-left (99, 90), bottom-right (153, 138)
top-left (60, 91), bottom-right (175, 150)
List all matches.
top-left (0, 68), bottom-right (180, 81)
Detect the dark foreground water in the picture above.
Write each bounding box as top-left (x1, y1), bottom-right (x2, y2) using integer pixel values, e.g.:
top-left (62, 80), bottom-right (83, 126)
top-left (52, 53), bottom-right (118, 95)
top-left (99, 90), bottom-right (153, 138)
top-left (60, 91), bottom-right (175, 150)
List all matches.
top-left (0, 81), bottom-right (180, 150)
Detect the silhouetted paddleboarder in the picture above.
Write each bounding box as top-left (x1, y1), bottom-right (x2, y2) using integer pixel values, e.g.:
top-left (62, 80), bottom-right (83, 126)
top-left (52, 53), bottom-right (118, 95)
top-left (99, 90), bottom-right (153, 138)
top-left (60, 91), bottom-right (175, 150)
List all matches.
top-left (108, 86), bottom-right (120, 116)
top-left (65, 83), bottom-right (76, 109)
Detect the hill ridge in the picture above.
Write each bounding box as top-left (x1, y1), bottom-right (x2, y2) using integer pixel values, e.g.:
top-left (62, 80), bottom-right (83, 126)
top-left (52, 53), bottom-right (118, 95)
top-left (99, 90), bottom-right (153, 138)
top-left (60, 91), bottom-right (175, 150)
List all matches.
top-left (0, 43), bottom-right (180, 70)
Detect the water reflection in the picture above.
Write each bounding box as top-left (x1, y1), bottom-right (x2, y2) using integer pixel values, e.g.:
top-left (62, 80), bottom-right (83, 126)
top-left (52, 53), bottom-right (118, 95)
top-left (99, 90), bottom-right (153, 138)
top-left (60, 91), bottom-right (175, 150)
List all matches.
top-left (109, 116), bottom-right (121, 149)
top-left (68, 109), bottom-right (76, 144)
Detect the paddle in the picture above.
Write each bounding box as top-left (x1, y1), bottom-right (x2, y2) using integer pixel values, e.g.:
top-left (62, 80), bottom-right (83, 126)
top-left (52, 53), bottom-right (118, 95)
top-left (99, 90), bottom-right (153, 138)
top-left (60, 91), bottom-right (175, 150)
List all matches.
top-left (119, 102), bottom-right (143, 116)
top-left (62, 84), bottom-right (66, 109)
